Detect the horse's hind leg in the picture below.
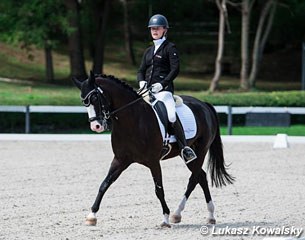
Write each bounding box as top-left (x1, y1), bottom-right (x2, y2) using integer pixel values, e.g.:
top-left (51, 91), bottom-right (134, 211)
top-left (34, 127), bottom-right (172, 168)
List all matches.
top-left (149, 162), bottom-right (171, 228)
top-left (198, 169), bottom-right (216, 224)
top-left (170, 150), bottom-right (206, 224)
top-left (170, 171), bottom-right (200, 223)
top-left (170, 168), bottom-right (216, 225)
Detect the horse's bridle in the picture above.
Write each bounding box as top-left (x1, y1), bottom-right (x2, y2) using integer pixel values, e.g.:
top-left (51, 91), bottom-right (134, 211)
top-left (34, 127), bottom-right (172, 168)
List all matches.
top-left (81, 85), bottom-right (150, 129)
top-left (81, 86), bottom-right (112, 131)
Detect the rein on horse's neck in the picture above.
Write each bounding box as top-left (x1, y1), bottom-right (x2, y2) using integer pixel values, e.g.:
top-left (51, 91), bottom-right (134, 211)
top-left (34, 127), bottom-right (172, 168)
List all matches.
top-left (95, 76), bottom-right (142, 118)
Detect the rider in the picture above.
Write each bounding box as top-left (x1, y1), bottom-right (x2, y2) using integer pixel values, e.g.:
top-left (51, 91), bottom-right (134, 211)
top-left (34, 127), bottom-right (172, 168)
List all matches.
top-left (137, 14), bottom-right (197, 164)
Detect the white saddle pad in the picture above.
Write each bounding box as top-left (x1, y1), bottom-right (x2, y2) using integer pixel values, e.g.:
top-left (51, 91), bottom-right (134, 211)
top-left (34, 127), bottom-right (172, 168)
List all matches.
top-left (153, 103), bottom-right (197, 143)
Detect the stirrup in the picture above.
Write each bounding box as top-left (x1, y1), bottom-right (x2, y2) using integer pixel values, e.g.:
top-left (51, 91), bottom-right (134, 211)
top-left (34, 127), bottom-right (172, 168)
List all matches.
top-left (181, 146), bottom-right (197, 164)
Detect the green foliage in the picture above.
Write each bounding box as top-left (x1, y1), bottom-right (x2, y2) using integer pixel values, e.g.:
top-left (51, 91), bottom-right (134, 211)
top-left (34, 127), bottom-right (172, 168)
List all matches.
top-left (0, 81), bottom-right (304, 107)
top-left (220, 125), bottom-right (305, 136)
top-left (0, 0), bottom-right (67, 48)
top-left (0, 82), bottom-right (80, 106)
top-left (182, 90), bottom-right (305, 107)
top-left (270, 0), bottom-right (305, 46)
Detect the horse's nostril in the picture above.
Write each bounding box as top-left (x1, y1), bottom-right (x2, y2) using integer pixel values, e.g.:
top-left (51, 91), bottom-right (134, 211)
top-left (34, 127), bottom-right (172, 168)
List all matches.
top-left (96, 125), bottom-right (100, 129)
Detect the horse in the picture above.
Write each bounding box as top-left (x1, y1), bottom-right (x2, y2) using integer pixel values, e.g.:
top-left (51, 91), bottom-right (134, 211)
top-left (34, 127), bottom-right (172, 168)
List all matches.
top-left (72, 71), bottom-right (234, 228)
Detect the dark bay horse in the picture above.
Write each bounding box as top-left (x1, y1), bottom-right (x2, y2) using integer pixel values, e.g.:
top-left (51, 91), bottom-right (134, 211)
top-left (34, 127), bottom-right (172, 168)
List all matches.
top-left (72, 72), bottom-right (234, 227)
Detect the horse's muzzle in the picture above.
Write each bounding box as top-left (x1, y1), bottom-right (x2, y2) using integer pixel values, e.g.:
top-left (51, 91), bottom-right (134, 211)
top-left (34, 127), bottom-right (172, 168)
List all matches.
top-left (90, 121), bottom-right (105, 133)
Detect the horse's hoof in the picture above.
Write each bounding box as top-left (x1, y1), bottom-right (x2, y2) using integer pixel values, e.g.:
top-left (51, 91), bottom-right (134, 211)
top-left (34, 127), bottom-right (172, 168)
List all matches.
top-left (85, 217), bottom-right (97, 226)
top-left (170, 214), bottom-right (182, 223)
top-left (207, 218), bottom-right (216, 225)
top-left (160, 222), bottom-right (171, 228)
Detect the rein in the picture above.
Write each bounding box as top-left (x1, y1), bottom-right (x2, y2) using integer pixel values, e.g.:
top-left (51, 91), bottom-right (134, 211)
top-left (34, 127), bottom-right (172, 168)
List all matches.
top-left (108, 87), bottom-right (151, 118)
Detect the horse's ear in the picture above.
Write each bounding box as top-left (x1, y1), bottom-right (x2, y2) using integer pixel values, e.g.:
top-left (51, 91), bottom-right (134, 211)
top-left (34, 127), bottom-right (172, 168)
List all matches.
top-left (89, 70), bottom-right (95, 86)
top-left (72, 76), bottom-right (82, 90)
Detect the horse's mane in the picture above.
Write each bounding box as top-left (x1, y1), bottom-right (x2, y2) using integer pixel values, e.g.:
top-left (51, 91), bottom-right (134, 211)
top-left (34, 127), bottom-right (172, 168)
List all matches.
top-left (95, 74), bottom-right (139, 98)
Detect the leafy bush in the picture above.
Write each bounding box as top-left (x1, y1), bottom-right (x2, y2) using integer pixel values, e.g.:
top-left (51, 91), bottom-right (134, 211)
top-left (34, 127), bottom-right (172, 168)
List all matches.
top-left (184, 90), bottom-right (305, 107)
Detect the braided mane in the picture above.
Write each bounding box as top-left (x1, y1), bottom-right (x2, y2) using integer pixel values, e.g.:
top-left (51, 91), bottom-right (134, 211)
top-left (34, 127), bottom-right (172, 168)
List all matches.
top-left (95, 74), bottom-right (139, 98)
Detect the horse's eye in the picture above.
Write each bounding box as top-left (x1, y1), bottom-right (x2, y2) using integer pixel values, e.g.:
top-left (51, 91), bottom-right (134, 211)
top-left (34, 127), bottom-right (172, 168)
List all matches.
top-left (83, 98), bottom-right (90, 106)
top-left (91, 95), bottom-right (98, 103)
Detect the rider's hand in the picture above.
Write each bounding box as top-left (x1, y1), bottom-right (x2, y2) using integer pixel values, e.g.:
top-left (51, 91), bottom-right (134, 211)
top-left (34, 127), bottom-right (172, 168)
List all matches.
top-left (139, 81), bottom-right (147, 89)
top-left (137, 81), bottom-right (147, 94)
top-left (151, 83), bottom-right (163, 93)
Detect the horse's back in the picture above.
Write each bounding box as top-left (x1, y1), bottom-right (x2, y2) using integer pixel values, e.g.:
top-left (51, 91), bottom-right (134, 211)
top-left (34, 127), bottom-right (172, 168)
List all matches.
top-left (181, 95), bottom-right (216, 117)
top-left (181, 95), bottom-right (219, 139)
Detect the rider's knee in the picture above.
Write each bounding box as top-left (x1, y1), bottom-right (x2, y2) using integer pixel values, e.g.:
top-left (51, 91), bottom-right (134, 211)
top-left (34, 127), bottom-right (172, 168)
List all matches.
top-left (168, 114), bottom-right (176, 123)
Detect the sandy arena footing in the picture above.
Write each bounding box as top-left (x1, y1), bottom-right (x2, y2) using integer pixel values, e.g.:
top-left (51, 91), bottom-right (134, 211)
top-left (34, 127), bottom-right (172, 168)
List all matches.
top-left (0, 135), bottom-right (304, 239)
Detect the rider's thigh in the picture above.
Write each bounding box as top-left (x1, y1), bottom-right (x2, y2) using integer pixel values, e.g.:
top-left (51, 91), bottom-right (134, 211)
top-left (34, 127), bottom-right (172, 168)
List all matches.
top-left (154, 91), bottom-right (176, 123)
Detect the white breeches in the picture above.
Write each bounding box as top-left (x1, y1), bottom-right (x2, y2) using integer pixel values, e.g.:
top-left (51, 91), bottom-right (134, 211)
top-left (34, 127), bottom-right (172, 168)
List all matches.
top-left (154, 91), bottom-right (176, 123)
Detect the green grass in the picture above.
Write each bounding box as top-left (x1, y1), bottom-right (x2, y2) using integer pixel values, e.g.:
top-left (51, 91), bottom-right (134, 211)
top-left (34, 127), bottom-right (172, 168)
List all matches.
top-left (0, 81), bottom-right (80, 105)
top-left (0, 81), bottom-right (304, 107)
top-left (220, 125), bottom-right (305, 136)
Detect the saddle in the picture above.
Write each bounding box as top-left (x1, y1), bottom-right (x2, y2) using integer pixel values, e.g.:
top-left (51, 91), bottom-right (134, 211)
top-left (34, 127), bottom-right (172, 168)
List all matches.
top-left (147, 94), bottom-right (197, 160)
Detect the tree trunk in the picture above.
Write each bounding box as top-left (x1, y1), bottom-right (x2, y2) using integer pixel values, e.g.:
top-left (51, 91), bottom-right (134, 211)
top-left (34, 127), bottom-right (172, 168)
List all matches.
top-left (209, 0), bottom-right (227, 92)
top-left (259, 1), bottom-right (277, 57)
top-left (121, 0), bottom-right (136, 66)
top-left (64, 0), bottom-right (87, 80)
top-left (92, 0), bottom-right (110, 74)
top-left (240, 0), bottom-right (251, 90)
top-left (44, 41), bottom-right (54, 83)
top-left (249, 0), bottom-right (276, 88)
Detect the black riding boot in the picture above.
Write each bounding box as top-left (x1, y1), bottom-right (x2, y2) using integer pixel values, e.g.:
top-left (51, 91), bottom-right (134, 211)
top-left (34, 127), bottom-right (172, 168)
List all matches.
top-left (172, 120), bottom-right (197, 164)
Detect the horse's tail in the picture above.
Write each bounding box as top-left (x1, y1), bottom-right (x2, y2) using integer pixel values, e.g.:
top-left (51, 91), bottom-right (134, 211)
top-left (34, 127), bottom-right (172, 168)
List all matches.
top-left (205, 103), bottom-right (235, 188)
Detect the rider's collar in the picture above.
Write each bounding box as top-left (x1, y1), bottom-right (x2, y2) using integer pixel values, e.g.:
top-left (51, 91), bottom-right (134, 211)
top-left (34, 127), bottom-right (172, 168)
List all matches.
top-left (153, 36), bottom-right (166, 48)
top-left (153, 37), bottom-right (166, 54)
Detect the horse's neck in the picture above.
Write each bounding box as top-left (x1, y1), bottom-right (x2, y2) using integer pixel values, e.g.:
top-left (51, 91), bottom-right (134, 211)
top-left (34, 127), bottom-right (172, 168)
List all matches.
top-left (112, 101), bottom-right (155, 137)
top-left (104, 82), bottom-right (137, 109)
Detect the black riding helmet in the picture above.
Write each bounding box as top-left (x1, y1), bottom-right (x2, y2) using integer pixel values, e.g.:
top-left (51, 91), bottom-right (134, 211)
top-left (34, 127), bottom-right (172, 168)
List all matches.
top-left (148, 14), bottom-right (169, 28)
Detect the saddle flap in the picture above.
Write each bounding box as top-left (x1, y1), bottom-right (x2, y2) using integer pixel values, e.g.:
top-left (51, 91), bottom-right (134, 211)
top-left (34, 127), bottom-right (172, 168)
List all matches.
top-left (152, 102), bottom-right (197, 144)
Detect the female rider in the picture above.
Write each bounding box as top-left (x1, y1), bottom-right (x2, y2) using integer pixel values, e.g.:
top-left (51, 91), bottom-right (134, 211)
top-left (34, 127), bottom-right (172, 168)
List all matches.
top-left (137, 14), bottom-right (196, 164)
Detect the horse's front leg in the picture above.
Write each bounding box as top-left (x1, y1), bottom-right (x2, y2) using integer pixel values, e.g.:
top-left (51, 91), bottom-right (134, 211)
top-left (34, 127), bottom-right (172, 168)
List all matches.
top-left (149, 163), bottom-right (171, 228)
top-left (86, 157), bottom-right (130, 226)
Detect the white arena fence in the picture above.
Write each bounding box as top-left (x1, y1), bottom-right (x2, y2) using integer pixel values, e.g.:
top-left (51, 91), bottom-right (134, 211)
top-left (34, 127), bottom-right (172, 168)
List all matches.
top-left (0, 105), bottom-right (305, 134)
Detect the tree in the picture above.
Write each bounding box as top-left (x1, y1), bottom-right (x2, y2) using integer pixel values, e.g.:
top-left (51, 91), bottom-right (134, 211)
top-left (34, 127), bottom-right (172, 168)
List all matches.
top-left (64, 0), bottom-right (87, 80)
top-left (0, 0), bottom-right (67, 83)
top-left (248, 0), bottom-right (278, 88)
top-left (209, 0), bottom-right (230, 92)
top-left (228, 0), bottom-right (278, 89)
top-left (120, 0), bottom-right (136, 66)
top-left (240, 0), bottom-right (253, 89)
top-left (227, 0), bottom-right (254, 89)
top-left (88, 0), bottom-right (110, 74)
top-left (210, 0), bottom-right (225, 92)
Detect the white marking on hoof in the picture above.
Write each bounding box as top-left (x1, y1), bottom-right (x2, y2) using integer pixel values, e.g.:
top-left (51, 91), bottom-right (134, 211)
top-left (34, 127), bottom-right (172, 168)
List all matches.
top-left (170, 213), bottom-right (182, 223)
top-left (160, 222), bottom-right (171, 228)
top-left (171, 195), bottom-right (187, 223)
top-left (160, 214), bottom-right (171, 228)
top-left (207, 200), bottom-right (215, 224)
top-left (85, 212), bottom-right (97, 226)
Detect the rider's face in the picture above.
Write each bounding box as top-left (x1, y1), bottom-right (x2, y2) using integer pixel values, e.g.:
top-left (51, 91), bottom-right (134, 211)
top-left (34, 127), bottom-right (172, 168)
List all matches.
top-left (150, 27), bottom-right (167, 40)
